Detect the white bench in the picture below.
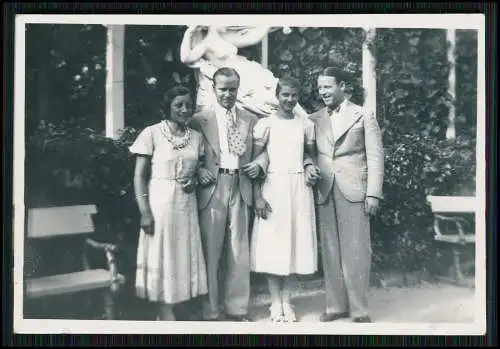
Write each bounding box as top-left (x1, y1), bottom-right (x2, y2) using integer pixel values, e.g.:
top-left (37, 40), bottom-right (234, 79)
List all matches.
top-left (426, 195), bottom-right (476, 286)
top-left (25, 205), bottom-right (125, 319)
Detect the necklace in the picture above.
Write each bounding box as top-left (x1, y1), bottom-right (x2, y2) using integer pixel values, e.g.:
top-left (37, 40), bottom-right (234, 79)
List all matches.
top-left (160, 120), bottom-right (191, 150)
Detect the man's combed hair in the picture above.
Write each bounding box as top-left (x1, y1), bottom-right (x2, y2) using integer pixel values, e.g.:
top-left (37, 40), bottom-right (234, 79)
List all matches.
top-left (320, 66), bottom-right (352, 84)
top-left (212, 67), bottom-right (240, 84)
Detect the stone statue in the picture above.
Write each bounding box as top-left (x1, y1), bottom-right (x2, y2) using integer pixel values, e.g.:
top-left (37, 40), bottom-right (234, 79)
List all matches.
top-left (180, 25), bottom-right (309, 119)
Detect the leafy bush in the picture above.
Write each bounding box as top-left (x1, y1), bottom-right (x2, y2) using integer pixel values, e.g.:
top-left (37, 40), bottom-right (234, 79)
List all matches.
top-left (26, 121), bottom-right (141, 279)
top-left (371, 134), bottom-right (476, 273)
top-left (268, 27), bottom-right (365, 111)
top-left (455, 29), bottom-right (478, 140)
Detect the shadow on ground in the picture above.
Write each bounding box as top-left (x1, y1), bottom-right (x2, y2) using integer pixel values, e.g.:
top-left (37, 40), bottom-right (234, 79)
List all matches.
top-left (249, 280), bottom-right (476, 323)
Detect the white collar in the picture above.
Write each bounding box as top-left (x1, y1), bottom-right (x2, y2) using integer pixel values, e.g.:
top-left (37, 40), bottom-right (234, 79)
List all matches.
top-left (333, 98), bottom-right (349, 113)
top-left (214, 103), bottom-right (237, 119)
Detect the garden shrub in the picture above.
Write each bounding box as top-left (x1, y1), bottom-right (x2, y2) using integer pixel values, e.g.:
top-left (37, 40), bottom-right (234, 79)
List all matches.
top-left (371, 134), bottom-right (476, 274)
top-left (26, 121), bottom-right (141, 280)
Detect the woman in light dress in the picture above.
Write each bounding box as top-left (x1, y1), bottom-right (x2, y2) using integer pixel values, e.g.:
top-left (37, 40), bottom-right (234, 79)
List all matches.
top-left (250, 77), bottom-right (318, 322)
top-left (130, 85), bottom-right (210, 321)
top-left (179, 25), bottom-right (309, 120)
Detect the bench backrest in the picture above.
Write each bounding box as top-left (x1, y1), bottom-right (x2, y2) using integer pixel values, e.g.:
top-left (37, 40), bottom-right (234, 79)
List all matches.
top-left (426, 196), bottom-right (476, 214)
top-left (27, 205), bottom-right (97, 239)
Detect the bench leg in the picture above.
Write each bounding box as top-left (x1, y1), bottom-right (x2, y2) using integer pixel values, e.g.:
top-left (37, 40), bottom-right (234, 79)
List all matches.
top-left (104, 290), bottom-right (116, 320)
top-left (452, 246), bottom-right (465, 285)
top-left (104, 282), bottom-right (121, 320)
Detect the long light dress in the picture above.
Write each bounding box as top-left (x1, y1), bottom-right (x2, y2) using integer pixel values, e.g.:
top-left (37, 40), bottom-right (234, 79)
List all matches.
top-left (130, 122), bottom-right (208, 304)
top-left (250, 114), bottom-right (318, 276)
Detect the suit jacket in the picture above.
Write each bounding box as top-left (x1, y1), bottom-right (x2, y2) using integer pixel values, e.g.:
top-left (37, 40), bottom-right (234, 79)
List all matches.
top-left (309, 100), bottom-right (384, 205)
top-left (190, 106), bottom-right (265, 211)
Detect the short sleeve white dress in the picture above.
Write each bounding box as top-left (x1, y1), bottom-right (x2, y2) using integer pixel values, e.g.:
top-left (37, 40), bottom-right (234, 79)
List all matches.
top-left (250, 114), bottom-right (318, 276)
top-left (129, 122), bottom-right (208, 304)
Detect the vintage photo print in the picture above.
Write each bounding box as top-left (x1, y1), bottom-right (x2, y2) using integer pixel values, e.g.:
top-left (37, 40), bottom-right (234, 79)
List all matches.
top-left (13, 14), bottom-right (486, 335)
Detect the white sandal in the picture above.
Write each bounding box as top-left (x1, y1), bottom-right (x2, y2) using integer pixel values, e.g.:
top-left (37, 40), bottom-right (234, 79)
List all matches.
top-left (282, 302), bottom-right (297, 322)
top-left (269, 304), bottom-right (284, 322)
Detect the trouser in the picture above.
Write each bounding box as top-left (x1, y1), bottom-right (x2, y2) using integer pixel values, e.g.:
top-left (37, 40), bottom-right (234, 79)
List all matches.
top-left (316, 182), bottom-right (372, 317)
top-left (199, 173), bottom-right (250, 319)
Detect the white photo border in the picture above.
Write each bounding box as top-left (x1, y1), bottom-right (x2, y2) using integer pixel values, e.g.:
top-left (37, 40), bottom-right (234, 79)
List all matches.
top-left (13, 13), bottom-right (487, 335)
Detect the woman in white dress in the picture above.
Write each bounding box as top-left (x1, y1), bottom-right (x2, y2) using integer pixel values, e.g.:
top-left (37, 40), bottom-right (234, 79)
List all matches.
top-left (250, 77), bottom-right (318, 322)
top-left (179, 25), bottom-right (309, 120)
top-left (130, 85), bottom-right (209, 321)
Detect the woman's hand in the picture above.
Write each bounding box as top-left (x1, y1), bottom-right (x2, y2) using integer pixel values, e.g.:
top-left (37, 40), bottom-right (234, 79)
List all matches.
top-left (305, 164), bottom-right (321, 186)
top-left (254, 197), bottom-right (272, 220)
top-left (198, 167), bottom-right (216, 186)
top-left (179, 177), bottom-right (198, 193)
top-left (141, 212), bottom-right (155, 236)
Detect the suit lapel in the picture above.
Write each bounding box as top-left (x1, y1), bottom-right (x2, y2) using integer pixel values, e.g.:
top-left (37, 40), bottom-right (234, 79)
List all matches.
top-left (199, 110), bottom-right (220, 157)
top-left (317, 108), bottom-right (335, 147)
top-left (333, 101), bottom-right (363, 144)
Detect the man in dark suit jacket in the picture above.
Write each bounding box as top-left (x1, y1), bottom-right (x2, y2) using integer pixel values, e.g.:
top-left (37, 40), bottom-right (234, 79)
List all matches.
top-left (308, 67), bottom-right (384, 323)
top-left (189, 67), bottom-right (267, 322)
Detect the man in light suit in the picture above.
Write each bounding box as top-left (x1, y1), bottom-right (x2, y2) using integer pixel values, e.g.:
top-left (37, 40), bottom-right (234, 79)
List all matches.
top-left (190, 67), bottom-right (266, 322)
top-left (308, 67), bottom-right (384, 323)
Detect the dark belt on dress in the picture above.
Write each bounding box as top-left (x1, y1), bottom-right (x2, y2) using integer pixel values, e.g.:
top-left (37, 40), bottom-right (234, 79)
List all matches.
top-left (219, 168), bottom-right (239, 175)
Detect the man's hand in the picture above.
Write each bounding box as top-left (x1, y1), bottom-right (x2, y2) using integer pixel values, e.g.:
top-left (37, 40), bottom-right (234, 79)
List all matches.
top-left (242, 162), bottom-right (262, 179)
top-left (198, 168), bottom-right (215, 186)
top-left (365, 197), bottom-right (380, 216)
top-left (254, 197), bottom-right (272, 220)
top-left (305, 164), bottom-right (321, 186)
top-left (140, 213), bottom-right (155, 236)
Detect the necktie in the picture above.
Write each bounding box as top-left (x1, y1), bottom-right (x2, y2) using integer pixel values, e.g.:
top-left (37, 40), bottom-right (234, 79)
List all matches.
top-left (226, 109), bottom-right (246, 156)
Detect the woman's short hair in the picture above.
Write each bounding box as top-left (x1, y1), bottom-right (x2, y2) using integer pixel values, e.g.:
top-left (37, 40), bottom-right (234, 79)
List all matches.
top-left (275, 76), bottom-right (302, 97)
top-left (161, 85), bottom-right (193, 118)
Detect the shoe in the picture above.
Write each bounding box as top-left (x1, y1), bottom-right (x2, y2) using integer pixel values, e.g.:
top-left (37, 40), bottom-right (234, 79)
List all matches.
top-left (225, 314), bottom-right (252, 322)
top-left (352, 315), bottom-right (372, 323)
top-left (319, 311), bottom-right (350, 322)
top-left (282, 303), bottom-right (297, 322)
top-left (269, 304), bottom-right (284, 322)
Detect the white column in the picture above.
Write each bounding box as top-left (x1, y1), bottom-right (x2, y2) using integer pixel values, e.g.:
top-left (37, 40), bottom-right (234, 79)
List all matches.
top-left (362, 27), bottom-right (377, 116)
top-left (261, 33), bottom-right (268, 69)
top-left (105, 25), bottom-right (125, 139)
top-left (446, 29), bottom-right (457, 141)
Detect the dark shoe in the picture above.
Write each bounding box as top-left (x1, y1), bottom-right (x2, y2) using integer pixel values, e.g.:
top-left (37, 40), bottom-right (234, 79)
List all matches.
top-left (224, 314), bottom-right (252, 322)
top-left (319, 311), bottom-right (350, 322)
top-left (352, 315), bottom-right (372, 323)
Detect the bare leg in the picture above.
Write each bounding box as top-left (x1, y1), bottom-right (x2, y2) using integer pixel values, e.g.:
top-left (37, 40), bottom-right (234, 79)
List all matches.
top-left (158, 303), bottom-right (176, 321)
top-left (281, 275), bottom-right (297, 322)
top-left (267, 274), bottom-right (284, 322)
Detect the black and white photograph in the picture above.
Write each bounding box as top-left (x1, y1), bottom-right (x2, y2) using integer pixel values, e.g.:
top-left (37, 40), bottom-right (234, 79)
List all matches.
top-left (13, 14), bottom-right (486, 335)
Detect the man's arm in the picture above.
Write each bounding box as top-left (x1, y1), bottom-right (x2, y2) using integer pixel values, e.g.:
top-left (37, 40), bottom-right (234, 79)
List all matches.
top-left (364, 111), bottom-right (385, 201)
top-left (251, 151), bottom-right (269, 179)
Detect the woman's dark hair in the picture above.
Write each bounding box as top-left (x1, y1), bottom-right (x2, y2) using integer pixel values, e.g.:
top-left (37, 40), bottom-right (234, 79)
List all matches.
top-left (160, 85), bottom-right (193, 119)
top-left (275, 76), bottom-right (302, 97)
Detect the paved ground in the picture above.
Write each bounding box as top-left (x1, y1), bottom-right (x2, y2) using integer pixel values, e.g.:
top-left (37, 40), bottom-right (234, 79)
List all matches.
top-left (247, 281), bottom-right (475, 323)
